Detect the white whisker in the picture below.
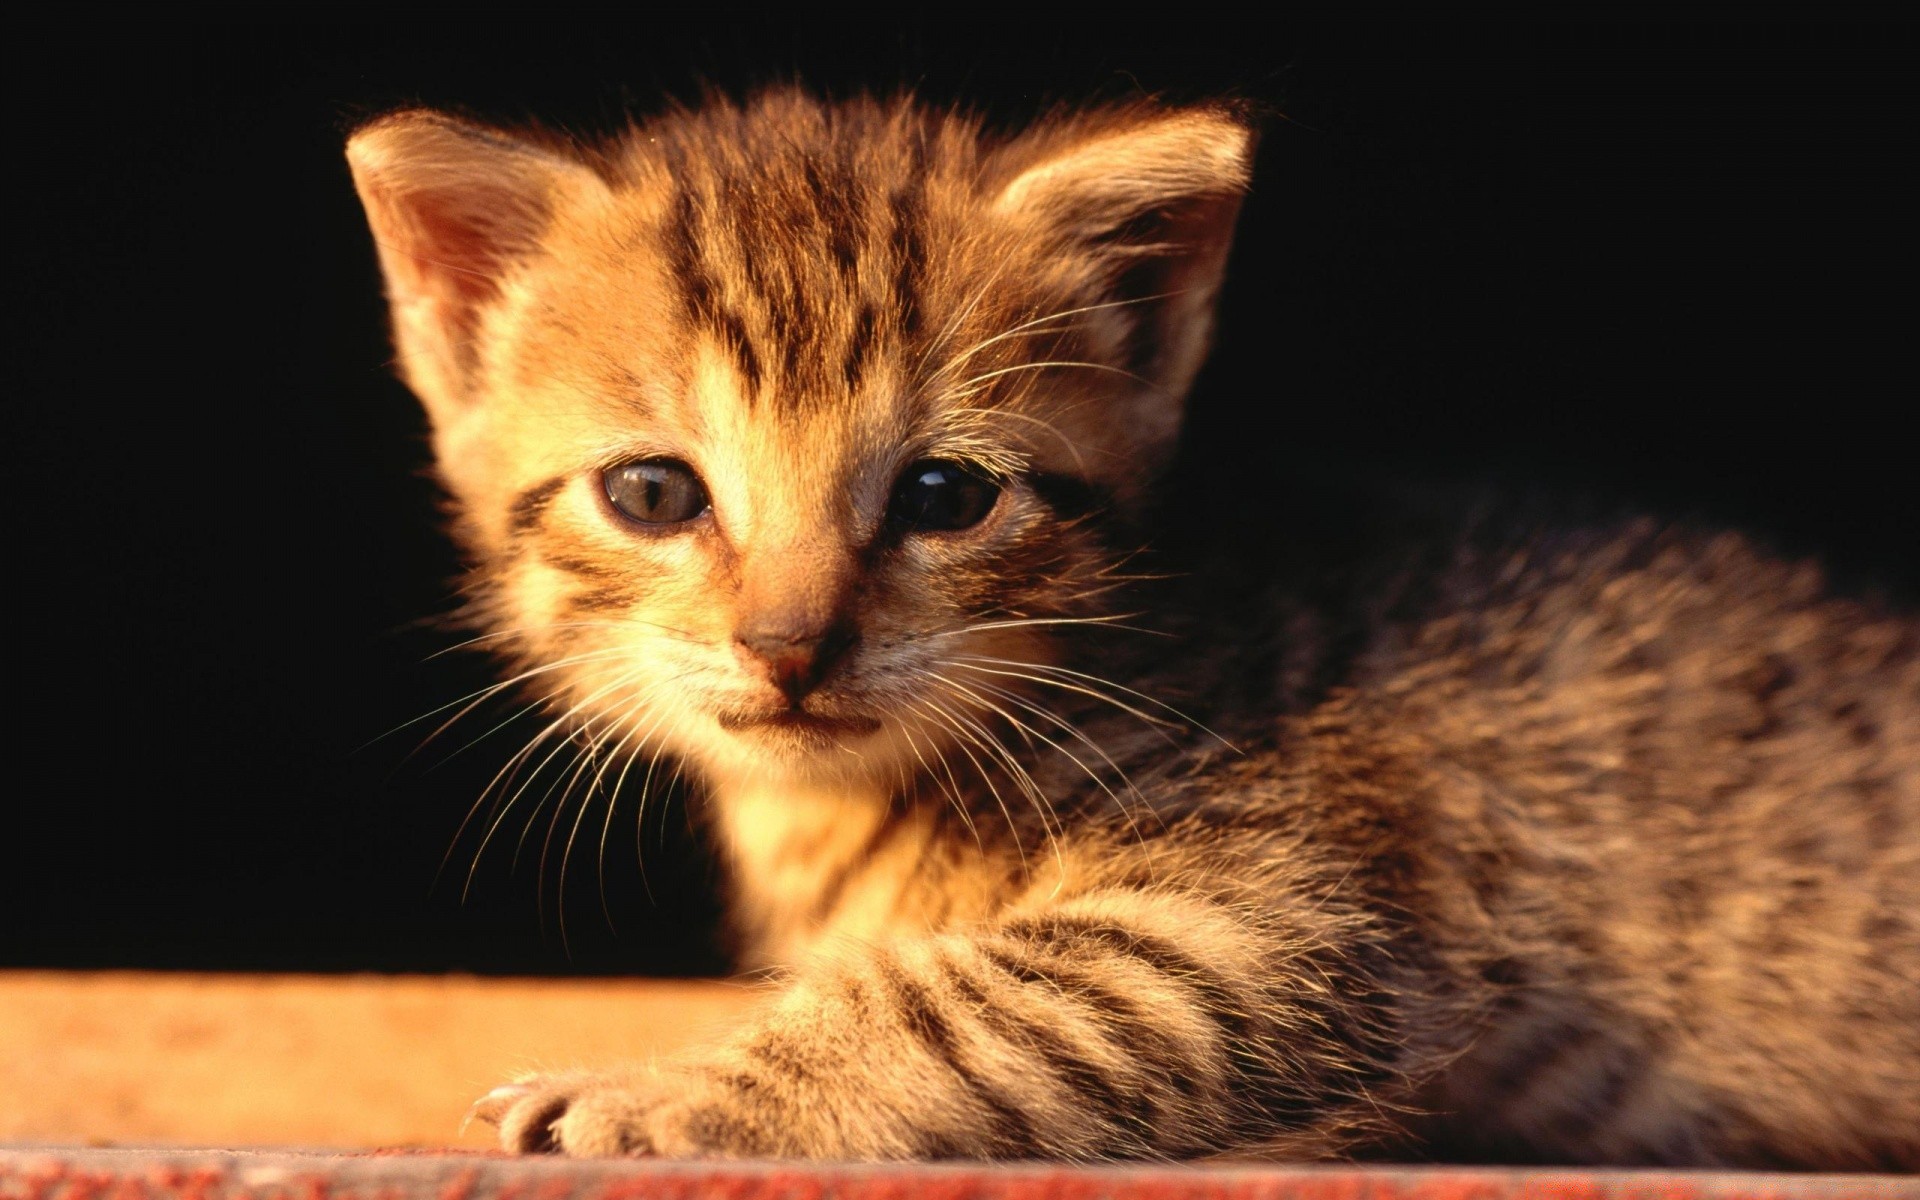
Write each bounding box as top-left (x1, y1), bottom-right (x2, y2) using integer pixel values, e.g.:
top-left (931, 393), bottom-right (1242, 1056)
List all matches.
top-left (552, 720), bottom-right (622, 953)
top-left (369, 645), bottom-right (638, 756)
top-left (905, 692), bottom-right (1035, 877)
top-left (949, 359), bottom-right (1157, 401)
top-left (930, 674), bottom-right (1108, 826)
top-left (894, 703), bottom-right (987, 856)
top-left (925, 291), bottom-right (1181, 389)
top-left (953, 655), bottom-right (1236, 750)
top-left (916, 687), bottom-right (1065, 879)
top-left (917, 613), bottom-right (1167, 643)
top-left (943, 673), bottom-right (1169, 854)
top-left (463, 666), bottom-right (684, 902)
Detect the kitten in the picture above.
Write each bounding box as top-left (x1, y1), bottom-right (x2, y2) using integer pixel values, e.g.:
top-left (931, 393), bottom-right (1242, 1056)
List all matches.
top-left (346, 91), bottom-right (1918, 1167)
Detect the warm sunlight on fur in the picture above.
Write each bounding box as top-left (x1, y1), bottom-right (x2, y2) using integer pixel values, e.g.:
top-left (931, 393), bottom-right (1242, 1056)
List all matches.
top-left (349, 90), bottom-right (1917, 1168)
top-left (349, 91), bottom-right (1248, 936)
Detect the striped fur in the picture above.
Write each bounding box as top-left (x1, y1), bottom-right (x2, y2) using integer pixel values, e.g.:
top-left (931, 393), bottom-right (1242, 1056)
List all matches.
top-left (349, 92), bottom-right (1919, 1167)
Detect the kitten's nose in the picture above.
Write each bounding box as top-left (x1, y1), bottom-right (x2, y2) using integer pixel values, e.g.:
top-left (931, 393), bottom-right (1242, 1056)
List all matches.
top-left (734, 621), bottom-right (858, 703)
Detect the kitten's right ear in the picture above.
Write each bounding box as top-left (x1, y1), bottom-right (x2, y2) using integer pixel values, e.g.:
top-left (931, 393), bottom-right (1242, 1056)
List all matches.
top-left (346, 111), bottom-right (605, 427)
top-left (989, 106), bottom-right (1254, 469)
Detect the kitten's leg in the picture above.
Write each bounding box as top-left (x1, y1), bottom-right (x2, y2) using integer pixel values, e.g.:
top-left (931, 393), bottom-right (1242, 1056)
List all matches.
top-left (475, 883), bottom-right (1406, 1160)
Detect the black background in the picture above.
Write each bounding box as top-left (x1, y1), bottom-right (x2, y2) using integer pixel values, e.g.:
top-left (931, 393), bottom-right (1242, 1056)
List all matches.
top-left (10, 22), bottom-right (1917, 976)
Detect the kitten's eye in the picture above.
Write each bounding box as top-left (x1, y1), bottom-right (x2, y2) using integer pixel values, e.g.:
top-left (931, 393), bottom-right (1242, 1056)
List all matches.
top-left (889, 460), bottom-right (1000, 533)
top-left (604, 460), bottom-right (710, 526)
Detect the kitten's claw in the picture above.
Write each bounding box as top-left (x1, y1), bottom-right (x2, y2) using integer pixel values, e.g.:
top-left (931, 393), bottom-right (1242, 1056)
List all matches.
top-left (475, 1070), bottom-right (702, 1156)
top-left (464, 1083), bottom-right (535, 1134)
top-left (497, 1083), bottom-right (580, 1154)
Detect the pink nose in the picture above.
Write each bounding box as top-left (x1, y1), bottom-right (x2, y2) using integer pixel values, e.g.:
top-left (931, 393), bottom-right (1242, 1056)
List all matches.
top-left (734, 624), bottom-right (857, 703)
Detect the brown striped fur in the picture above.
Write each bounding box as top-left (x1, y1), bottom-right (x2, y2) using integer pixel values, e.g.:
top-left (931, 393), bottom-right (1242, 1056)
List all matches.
top-left (347, 91), bottom-right (1919, 1167)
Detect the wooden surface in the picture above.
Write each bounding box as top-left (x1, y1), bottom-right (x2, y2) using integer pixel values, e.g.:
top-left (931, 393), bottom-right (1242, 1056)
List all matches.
top-left (3, 974), bottom-right (1912, 1198)
top-left (2, 1150), bottom-right (1913, 1200)
top-left (0, 972), bottom-right (763, 1149)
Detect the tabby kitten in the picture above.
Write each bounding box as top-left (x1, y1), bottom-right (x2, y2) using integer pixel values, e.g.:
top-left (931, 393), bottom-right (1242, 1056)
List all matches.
top-left (346, 92), bottom-right (1918, 1167)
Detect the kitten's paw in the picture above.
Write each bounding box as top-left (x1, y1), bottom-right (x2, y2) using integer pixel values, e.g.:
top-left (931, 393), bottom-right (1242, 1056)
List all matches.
top-left (471, 1069), bottom-right (709, 1157)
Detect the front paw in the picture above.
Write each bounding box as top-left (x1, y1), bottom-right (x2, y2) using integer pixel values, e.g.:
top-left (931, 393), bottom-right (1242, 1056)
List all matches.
top-left (470, 1068), bottom-right (710, 1157)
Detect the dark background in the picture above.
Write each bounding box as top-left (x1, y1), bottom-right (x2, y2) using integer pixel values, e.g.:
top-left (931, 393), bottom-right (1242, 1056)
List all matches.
top-left (9, 22), bottom-right (1917, 975)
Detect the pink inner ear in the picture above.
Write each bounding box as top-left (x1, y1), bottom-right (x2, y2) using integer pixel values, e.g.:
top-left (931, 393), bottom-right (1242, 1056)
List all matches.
top-left (406, 204), bottom-right (507, 299)
top-left (348, 112), bottom-right (599, 412)
top-left (380, 196), bottom-right (518, 342)
top-left (981, 109), bottom-right (1252, 423)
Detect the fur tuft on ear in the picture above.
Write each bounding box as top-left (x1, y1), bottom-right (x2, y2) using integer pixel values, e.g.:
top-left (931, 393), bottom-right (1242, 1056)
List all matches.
top-left (992, 106), bottom-right (1254, 461)
top-left (346, 111), bottom-right (605, 427)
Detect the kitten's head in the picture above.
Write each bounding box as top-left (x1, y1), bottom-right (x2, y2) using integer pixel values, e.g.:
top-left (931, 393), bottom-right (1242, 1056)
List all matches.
top-left (348, 91), bottom-right (1249, 792)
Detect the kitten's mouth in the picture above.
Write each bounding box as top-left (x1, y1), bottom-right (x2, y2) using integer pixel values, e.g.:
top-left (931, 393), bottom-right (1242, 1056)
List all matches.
top-left (715, 707), bottom-right (885, 740)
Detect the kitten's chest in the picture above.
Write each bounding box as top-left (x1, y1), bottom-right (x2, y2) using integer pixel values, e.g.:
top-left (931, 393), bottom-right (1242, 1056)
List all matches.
top-left (710, 780), bottom-right (964, 968)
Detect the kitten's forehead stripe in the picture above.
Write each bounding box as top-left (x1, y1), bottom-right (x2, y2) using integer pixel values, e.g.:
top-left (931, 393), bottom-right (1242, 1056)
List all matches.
top-left (716, 309), bottom-right (764, 399)
top-left (647, 103), bottom-right (955, 414)
top-left (844, 302), bottom-right (879, 390)
top-left (666, 180), bottom-right (716, 321)
top-left (887, 179), bottom-right (926, 342)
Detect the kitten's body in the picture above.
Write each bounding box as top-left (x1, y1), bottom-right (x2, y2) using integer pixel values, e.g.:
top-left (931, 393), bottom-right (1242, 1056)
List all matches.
top-left (348, 92), bottom-right (1918, 1168)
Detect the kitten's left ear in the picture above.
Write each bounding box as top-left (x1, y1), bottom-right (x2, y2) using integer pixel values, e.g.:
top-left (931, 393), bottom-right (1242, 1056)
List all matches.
top-left (347, 111), bottom-right (608, 431)
top-left (993, 106), bottom-right (1254, 450)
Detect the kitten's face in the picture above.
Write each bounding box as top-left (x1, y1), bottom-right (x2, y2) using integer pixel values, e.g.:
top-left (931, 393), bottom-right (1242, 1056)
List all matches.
top-left (350, 94), bottom-right (1249, 791)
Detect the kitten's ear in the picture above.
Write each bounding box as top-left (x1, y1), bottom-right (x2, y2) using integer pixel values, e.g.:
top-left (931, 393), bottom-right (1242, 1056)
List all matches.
top-left (346, 111), bottom-right (605, 427)
top-left (993, 106), bottom-right (1253, 443)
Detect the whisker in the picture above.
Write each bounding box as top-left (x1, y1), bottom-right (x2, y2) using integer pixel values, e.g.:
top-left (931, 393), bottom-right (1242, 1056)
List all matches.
top-left (952, 655), bottom-right (1237, 751)
top-left (912, 258), bottom-right (1015, 383)
top-left (423, 620), bottom-right (696, 661)
top-left (950, 675), bottom-right (1138, 796)
top-left (950, 405), bottom-right (1107, 474)
top-left (549, 676), bottom-right (696, 951)
top-left (530, 668), bottom-right (698, 942)
top-left (585, 718), bottom-right (650, 931)
top-left (916, 687), bottom-right (1064, 879)
top-left (508, 676), bottom-right (657, 878)
top-left (949, 359), bottom-right (1158, 400)
top-left (661, 756), bottom-right (690, 848)
top-left (590, 697), bottom-right (690, 925)
top-left (916, 613), bottom-right (1168, 643)
top-left (410, 656), bottom-right (652, 768)
top-left (432, 683), bottom-right (581, 893)
top-left (904, 692), bottom-right (1034, 877)
top-left (950, 659), bottom-right (1180, 737)
top-left (365, 645), bottom-right (637, 755)
top-left (552, 720), bottom-right (622, 954)
top-left (925, 291), bottom-right (1182, 388)
top-left (638, 704), bottom-right (699, 888)
top-left (944, 674), bottom-right (1169, 852)
top-left (462, 665), bottom-right (671, 902)
top-left (894, 704), bottom-right (987, 856)
top-left (928, 675), bottom-right (1095, 828)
